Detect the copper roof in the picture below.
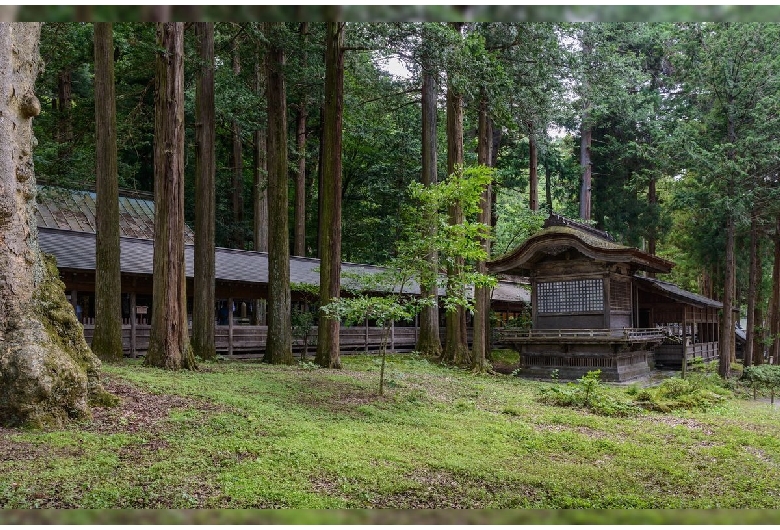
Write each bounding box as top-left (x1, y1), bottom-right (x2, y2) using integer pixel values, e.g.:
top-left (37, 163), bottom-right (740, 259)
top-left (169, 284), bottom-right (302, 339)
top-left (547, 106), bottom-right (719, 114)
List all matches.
top-left (488, 223), bottom-right (674, 275)
top-left (35, 186), bottom-right (195, 244)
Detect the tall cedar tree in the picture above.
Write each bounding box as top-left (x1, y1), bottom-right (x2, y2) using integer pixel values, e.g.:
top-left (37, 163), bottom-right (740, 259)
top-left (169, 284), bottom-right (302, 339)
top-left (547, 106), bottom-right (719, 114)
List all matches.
top-left (316, 21), bottom-right (345, 369)
top-left (579, 31), bottom-right (593, 221)
top-left (0, 22), bottom-right (110, 427)
top-left (264, 23), bottom-right (293, 364)
top-left (146, 22), bottom-right (195, 370)
top-left (192, 22), bottom-right (216, 361)
top-left (443, 22), bottom-right (470, 365)
top-left (253, 50), bottom-right (268, 253)
top-left (293, 22), bottom-right (309, 257)
top-left (92, 22), bottom-right (123, 361)
top-left (415, 33), bottom-right (442, 357)
top-left (231, 40), bottom-right (244, 249)
top-left (472, 95), bottom-right (492, 371)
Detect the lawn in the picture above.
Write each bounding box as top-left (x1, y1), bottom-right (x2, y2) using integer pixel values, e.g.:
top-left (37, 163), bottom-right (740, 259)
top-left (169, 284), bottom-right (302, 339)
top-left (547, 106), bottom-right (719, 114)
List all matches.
top-left (2, 353), bottom-right (780, 517)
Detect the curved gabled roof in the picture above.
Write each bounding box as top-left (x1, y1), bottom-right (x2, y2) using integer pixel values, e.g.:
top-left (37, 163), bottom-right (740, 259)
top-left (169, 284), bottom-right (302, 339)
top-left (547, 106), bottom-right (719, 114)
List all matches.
top-left (488, 225), bottom-right (674, 275)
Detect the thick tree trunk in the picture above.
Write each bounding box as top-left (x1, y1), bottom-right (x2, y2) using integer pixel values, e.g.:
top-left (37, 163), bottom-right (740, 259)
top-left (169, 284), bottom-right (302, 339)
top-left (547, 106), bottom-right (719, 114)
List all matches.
top-left (544, 161), bottom-right (553, 216)
top-left (648, 177), bottom-right (658, 256)
top-left (744, 213), bottom-right (758, 367)
top-left (753, 236), bottom-right (765, 365)
top-left (528, 123), bottom-right (538, 212)
top-left (769, 217), bottom-right (780, 365)
top-left (472, 96), bottom-right (492, 372)
top-left (316, 22), bottom-right (344, 369)
top-left (146, 22), bottom-right (194, 370)
top-left (415, 51), bottom-right (442, 358)
top-left (443, 26), bottom-right (469, 366)
top-left (579, 37), bottom-right (592, 221)
top-left (253, 52), bottom-right (268, 326)
top-left (231, 44), bottom-right (244, 249)
top-left (0, 22), bottom-right (111, 427)
top-left (719, 215), bottom-right (735, 378)
top-left (192, 22), bottom-right (216, 361)
top-left (92, 22), bottom-right (123, 362)
top-left (293, 22), bottom-right (309, 257)
top-left (253, 52), bottom-right (268, 253)
top-left (264, 23), bottom-right (293, 365)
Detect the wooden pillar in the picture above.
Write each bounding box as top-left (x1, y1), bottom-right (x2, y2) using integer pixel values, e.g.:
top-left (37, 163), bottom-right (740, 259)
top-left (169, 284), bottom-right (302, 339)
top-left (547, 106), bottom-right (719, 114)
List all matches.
top-left (130, 291), bottom-right (137, 357)
top-left (682, 305), bottom-right (687, 378)
top-left (603, 275), bottom-right (611, 329)
top-left (365, 318), bottom-right (369, 353)
top-left (228, 297), bottom-right (234, 356)
top-left (414, 314), bottom-right (419, 344)
top-left (391, 320), bottom-right (395, 352)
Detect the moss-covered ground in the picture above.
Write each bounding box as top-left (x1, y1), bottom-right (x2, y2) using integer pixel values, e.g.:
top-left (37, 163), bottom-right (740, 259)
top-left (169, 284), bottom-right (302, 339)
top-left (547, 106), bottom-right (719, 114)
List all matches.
top-left (2, 354), bottom-right (780, 521)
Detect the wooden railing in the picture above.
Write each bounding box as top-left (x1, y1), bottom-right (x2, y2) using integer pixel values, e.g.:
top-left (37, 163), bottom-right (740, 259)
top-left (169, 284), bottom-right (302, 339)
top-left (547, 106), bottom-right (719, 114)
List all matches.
top-left (497, 327), bottom-right (668, 342)
top-left (82, 322), bottom-right (426, 357)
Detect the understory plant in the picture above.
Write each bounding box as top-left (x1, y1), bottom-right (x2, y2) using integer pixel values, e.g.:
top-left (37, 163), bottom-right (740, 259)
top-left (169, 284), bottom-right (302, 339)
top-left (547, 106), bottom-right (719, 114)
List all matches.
top-left (539, 370), bottom-right (639, 417)
top-left (742, 365), bottom-right (780, 404)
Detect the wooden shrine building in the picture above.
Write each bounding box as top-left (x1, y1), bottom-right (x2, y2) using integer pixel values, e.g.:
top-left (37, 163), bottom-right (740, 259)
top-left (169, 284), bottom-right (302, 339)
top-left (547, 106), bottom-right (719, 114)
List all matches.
top-left (489, 214), bottom-right (722, 382)
top-left (36, 187), bottom-right (530, 357)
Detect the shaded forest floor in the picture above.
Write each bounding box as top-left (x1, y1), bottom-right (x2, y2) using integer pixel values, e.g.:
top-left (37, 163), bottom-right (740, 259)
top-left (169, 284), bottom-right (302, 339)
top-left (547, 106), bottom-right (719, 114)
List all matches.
top-left (2, 354), bottom-right (780, 516)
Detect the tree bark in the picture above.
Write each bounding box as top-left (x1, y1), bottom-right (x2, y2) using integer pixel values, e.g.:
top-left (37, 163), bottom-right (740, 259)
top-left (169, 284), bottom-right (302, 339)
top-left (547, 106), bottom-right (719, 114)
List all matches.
top-left (753, 238), bottom-right (765, 365)
top-left (528, 123), bottom-right (538, 212)
top-left (231, 42), bottom-right (244, 249)
top-left (443, 24), bottom-right (470, 366)
top-left (264, 23), bottom-right (293, 365)
top-left (253, 51), bottom-right (268, 253)
top-left (146, 22), bottom-right (194, 370)
top-left (579, 37), bottom-right (592, 221)
top-left (472, 96), bottom-right (492, 372)
top-left (293, 22), bottom-right (309, 257)
top-left (744, 213), bottom-right (758, 367)
top-left (769, 217), bottom-right (780, 365)
top-left (719, 214), bottom-right (735, 378)
top-left (92, 22), bottom-right (123, 362)
top-left (0, 22), bottom-right (111, 427)
top-left (316, 22), bottom-right (344, 369)
top-left (415, 41), bottom-right (442, 358)
top-left (192, 22), bottom-right (216, 361)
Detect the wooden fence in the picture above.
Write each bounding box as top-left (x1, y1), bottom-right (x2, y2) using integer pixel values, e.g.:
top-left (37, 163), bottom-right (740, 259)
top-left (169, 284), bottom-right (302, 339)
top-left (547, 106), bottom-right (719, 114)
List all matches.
top-left (82, 321), bottom-right (439, 358)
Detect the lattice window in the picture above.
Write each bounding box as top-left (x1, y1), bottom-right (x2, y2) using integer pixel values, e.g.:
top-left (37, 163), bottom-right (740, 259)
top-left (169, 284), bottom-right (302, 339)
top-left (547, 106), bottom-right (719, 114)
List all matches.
top-left (537, 279), bottom-right (604, 313)
top-left (610, 279), bottom-right (631, 311)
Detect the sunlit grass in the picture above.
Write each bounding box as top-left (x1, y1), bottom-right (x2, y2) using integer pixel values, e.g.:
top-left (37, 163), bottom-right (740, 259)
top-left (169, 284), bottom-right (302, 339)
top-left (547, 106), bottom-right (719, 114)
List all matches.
top-left (1, 354), bottom-right (780, 509)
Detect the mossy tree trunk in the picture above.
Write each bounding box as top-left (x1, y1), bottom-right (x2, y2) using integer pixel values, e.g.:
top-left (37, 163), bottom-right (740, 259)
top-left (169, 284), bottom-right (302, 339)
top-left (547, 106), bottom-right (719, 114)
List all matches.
top-left (192, 22), bottom-right (216, 361)
top-left (264, 23), bottom-right (293, 365)
top-left (0, 22), bottom-right (113, 427)
top-left (415, 36), bottom-right (442, 358)
top-left (146, 22), bottom-right (195, 370)
top-left (92, 22), bottom-right (123, 362)
top-left (316, 22), bottom-right (344, 369)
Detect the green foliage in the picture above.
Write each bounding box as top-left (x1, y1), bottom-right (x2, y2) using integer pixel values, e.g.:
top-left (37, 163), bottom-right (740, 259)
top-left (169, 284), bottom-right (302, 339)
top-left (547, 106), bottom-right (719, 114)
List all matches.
top-left (742, 365), bottom-right (780, 402)
top-left (539, 370), bottom-right (639, 417)
top-left (633, 373), bottom-right (731, 413)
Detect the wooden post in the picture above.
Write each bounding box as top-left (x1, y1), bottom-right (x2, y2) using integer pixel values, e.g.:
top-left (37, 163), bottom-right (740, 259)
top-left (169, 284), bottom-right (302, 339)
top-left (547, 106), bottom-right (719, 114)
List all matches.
top-left (603, 274), bottom-right (611, 329)
top-left (391, 320), bottom-right (395, 352)
top-left (365, 318), bottom-right (369, 353)
top-left (228, 297), bottom-right (234, 356)
top-left (682, 305), bottom-right (687, 379)
top-left (414, 314), bottom-right (419, 344)
top-left (130, 291), bottom-right (137, 357)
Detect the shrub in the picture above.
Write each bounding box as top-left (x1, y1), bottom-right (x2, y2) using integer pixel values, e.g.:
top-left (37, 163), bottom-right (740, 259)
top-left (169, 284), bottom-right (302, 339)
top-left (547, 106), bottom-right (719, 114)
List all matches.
top-left (632, 374), bottom-right (730, 413)
top-left (742, 365), bottom-right (780, 403)
top-left (539, 370), bottom-right (639, 417)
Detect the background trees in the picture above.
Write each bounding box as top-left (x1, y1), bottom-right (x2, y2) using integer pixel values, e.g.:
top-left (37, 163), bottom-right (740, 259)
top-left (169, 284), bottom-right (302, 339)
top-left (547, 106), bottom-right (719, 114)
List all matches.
top-left (27, 21), bottom-right (780, 373)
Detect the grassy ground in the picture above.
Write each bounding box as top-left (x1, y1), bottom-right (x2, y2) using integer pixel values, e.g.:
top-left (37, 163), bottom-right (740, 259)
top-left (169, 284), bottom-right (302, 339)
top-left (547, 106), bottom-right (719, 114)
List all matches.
top-left (2, 354), bottom-right (780, 512)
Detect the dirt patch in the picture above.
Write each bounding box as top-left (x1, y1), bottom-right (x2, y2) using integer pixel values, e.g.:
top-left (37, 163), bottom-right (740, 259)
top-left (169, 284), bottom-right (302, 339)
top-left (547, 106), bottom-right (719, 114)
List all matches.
top-left (492, 361), bottom-right (519, 375)
top-left (295, 375), bottom-right (384, 416)
top-left (647, 416), bottom-right (714, 435)
top-left (83, 375), bottom-right (224, 435)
